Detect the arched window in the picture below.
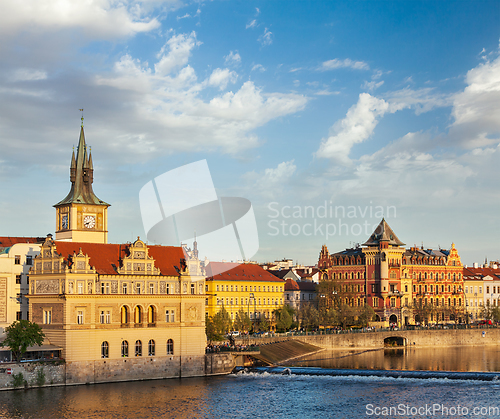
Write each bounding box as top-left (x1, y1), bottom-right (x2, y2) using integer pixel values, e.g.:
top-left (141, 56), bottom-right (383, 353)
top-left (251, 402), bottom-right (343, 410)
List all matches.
top-left (135, 306), bottom-right (142, 324)
top-left (148, 305), bottom-right (156, 324)
top-left (121, 306), bottom-right (129, 324)
top-left (121, 340), bottom-right (129, 357)
top-left (148, 339), bottom-right (155, 356)
top-left (167, 339), bottom-right (174, 355)
top-left (135, 340), bottom-right (142, 356)
top-left (101, 341), bottom-right (109, 359)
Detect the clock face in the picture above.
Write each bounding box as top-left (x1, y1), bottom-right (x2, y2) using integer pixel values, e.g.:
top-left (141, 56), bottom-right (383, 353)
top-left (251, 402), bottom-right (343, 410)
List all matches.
top-left (61, 215), bottom-right (68, 229)
top-left (83, 215), bottom-right (96, 229)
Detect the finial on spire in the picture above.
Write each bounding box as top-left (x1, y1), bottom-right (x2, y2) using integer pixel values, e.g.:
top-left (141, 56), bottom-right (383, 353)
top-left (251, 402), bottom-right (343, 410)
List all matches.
top-left (79, 108), bottom-right (84, 127)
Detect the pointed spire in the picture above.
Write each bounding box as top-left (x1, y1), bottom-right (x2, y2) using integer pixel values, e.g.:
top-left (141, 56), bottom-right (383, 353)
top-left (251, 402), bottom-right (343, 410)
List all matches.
top-left (54, 120), bottom-right (109, 208)
top-left (363, 219), bottom-right (405, 247)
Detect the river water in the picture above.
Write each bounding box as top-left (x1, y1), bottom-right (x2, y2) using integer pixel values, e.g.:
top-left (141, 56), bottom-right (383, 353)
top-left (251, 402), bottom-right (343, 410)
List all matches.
top-left (1, 347), bottom-right (500, 418)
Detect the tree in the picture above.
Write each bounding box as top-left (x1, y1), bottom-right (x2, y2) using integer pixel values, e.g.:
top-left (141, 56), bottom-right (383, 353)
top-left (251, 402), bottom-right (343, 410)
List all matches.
top-left (356, 305), bottom-right (375, 327)
top-left (298, 304), bottom-right (320, 330)
top-left (275, 306), bottom-right (293, 332)
top-left (206, 306), bottom-right (233, 342)
top-left (1, 320), bottom-right (45, 362)
top-left (233, 309), bottom-right (252, 332)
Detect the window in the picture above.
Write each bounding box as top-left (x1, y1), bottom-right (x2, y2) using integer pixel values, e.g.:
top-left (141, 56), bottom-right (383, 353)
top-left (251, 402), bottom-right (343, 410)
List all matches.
top-left (191, 284), bottom-right (195, 294)
top-left (148, 339), bottom-right (155, 356)
top-left (101, 283), bottom-right (110, 294)
top-left (136, 283), bottom-right (141, 294)
top-left (16, 275), bottom-right (21, 284)
top-left (100, 310), bottom-right (111, 324)
top-left (78, 282), bottom-right (83, 294)
top-left (149, 283), bottom-right (155, 294)
top-left (121, 340), bottom-right (129, 357)
top-left (134, 306), bottom-right (142, 324)
top-left (487, 286), bottom-right (490, 294)
top-left (205, 285), bottom-right (209, 292)
top-left (216, 285), bottom-right (219, 292)
top-left (43, 309), bottom-right (52, 324)
top-left (77, 310), bottom-right (84, 325)
top-left (166, 284), bottom-right (170, 294)
top-left (101, 341), bottom-right (109, 358)
top-left (16, 311), bottom-right (22, 320)
top-left (26, 255), bottom-right (32, 266)
top-left (167, 339), bottom-right (174, 355)
top-left (135, 340), bottom-right (142, 356)
top-left (122, 283), bottom-right (128, 294)
top-left (14, 255), bottom-right (20, 265)
top-left (121, 306), bottom-right (129, 324)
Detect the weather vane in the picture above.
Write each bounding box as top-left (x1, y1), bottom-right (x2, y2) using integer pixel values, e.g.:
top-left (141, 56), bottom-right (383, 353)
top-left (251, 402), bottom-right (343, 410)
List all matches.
top-left (79, 108), bottom-right (84, 127)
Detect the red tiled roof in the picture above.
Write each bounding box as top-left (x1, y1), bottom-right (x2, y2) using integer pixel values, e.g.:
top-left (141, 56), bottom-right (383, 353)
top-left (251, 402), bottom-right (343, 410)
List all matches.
top-left (205, 262), bottom-right (285, 282)
top-left (284, 278), bottom-right (299, 291)
top-left (464, 267), bottom-right (500, 279)
top-left (53, 241), bottom-right (185, 276)
top-left (0, 237), bottom-right (45, 247)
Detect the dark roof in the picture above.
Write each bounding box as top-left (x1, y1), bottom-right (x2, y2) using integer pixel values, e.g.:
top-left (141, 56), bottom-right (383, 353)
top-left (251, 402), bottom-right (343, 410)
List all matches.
top-left (363, 219), bottom-right (405, 247)
top-left (205, 262), bottom-right (285, 282)
top-left (268, 269), bottom-right (293, 279)
top-left (52, 241), bottom-right (184, 276)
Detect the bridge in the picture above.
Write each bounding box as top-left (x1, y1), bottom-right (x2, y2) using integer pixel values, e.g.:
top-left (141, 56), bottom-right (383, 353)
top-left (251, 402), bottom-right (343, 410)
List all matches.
top-left (236, 326), bottom-right (500, 350)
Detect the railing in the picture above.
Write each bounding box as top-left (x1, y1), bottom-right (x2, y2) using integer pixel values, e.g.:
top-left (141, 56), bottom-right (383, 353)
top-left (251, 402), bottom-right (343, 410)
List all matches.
top-left (206, 345), bottom-right (260, 354)
top-left (236, 324), bottom-right (499, 338)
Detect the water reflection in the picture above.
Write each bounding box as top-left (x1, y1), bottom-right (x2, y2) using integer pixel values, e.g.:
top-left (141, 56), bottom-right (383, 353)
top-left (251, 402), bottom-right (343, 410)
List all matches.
top-left (292, 346), bottom-right (500, 372)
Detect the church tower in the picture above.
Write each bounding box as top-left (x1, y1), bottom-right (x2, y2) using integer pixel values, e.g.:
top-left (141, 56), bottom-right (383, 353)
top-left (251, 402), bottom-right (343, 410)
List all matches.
top-left (54, 121), bottom-right (110, 243)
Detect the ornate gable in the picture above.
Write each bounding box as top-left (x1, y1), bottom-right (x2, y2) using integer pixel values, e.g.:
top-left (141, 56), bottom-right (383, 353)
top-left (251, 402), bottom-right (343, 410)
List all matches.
top-left (118, 238), bottom-right (160, 275)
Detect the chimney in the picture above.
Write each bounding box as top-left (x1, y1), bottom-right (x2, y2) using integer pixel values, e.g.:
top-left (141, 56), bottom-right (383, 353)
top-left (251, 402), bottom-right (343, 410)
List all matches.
top-left (473, 262), bottom-right (478, 268)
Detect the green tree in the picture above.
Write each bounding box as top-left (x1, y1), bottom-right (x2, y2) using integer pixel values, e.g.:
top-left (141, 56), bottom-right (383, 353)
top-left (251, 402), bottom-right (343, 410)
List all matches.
top-left (298, 305), bottom-right (320, 330)
top-left (276, 307), bottom-right (293, 332)
top-left (356, 305), bottom-right (376, 327)
top-left (205, 314), bottom-right (222, 342)
top-left (233, 309), bottom-right (252, 332)
top-left (1, 320), bottom-right (45, 362)
top-left (259, 317), bottom-right (270, 332)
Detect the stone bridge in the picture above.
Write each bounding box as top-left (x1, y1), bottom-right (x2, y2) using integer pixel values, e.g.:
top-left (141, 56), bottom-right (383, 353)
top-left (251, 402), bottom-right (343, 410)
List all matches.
top-left (237, 328), bottom-right (500, 349)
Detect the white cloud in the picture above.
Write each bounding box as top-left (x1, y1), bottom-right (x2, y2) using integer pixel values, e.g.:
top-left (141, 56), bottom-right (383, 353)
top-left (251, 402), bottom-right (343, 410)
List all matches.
top-left (362, 80), bottom-right (384, 91)
top-left (10, 69), bottom-right (47, 82)
top-left (93, 34), bottom-right (308, 156)
top-left (224, 51), bottom-right (241, 66)
top-left (251, 64), bottom-right (266, 72)
top-left (319, 58), bottom-right (369, 71)
top-left (316, 93), bottom-right (394, 163)
top-left (245, 160), bottom-right (297, 198)
top-left (206, 68), bottom-right (238, 90)
top-left (450, 54), bottom-right (500, 148)
top-left (315, 90), bottom-right (340, 96)
top-left (258, 28), bottom-right (273, 46)
top-left (0, 0), bottom-right (162, 39)
top-left (246, 19), bottom-right (257, 29)
top-left (155, 32), bottom-right (201, 76)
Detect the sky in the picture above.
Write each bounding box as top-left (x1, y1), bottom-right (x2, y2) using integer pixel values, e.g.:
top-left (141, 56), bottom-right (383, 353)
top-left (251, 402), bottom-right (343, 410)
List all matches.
top-left (0, 0), bottom-right (499, 266)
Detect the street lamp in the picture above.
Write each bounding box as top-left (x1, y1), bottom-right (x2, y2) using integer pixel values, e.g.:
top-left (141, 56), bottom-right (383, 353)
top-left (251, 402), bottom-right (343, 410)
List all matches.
top-left (248, 293), bottom-right (256, 331)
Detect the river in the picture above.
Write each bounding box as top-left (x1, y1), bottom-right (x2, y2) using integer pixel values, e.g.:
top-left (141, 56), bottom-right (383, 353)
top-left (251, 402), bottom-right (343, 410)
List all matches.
top-left (1, 346), bottom-right (500, 418)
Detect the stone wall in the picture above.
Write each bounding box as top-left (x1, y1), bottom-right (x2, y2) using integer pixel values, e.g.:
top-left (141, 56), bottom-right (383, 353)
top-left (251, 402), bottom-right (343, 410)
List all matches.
top-left (205, 353), bottom-right (234, 376)
top-left (0, 362), bottom-right (65, 390)
top-left (66, 355), bottom-right (208, 385)
top-left (239, 328), bottom-right (500, 349)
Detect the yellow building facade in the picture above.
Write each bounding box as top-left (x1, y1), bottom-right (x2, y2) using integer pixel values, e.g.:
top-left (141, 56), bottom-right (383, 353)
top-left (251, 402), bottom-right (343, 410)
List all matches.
top-left (205, 262), bottom-right (285, 328)
top-left (27, 124), bottom-right (208, 383)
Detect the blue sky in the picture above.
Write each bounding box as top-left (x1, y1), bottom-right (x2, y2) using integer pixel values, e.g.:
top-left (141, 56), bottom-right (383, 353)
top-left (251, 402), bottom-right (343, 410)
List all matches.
top-left (0, 1), bottom-right (499, 266)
